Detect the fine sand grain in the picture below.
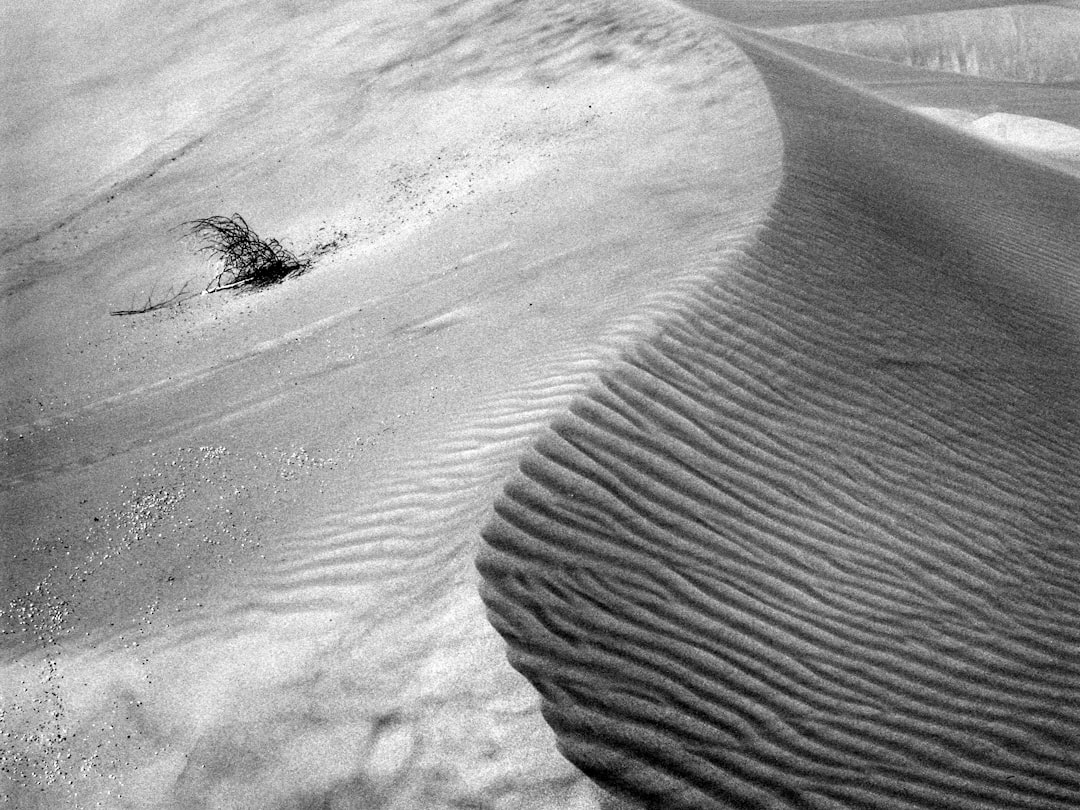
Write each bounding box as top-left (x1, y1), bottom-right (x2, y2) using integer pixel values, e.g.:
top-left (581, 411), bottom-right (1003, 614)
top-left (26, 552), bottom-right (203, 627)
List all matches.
top-left (4, 1), bottom-right (1079, 808)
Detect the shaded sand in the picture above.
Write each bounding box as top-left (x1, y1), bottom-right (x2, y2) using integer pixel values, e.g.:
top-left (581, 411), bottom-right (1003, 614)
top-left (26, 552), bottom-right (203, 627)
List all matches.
top-left (479, 19), bottom-right (1080, 810)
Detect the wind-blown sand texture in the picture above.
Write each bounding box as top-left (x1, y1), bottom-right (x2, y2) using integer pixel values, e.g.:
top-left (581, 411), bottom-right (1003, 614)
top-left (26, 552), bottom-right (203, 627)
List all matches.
top-left (481, 20), bottom-right (1080, 808)
top-left (3, 0), bottom-right (1079, 808)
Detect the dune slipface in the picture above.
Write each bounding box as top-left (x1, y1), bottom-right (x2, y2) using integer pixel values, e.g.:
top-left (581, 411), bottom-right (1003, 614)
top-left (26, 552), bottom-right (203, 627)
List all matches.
top-left (478, 25), bottom-right (1080, 810)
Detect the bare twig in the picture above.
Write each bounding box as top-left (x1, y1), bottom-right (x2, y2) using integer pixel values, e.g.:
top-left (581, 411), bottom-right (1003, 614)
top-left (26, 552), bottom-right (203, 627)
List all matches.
top-left (110, 281), bottom-right (196, 316)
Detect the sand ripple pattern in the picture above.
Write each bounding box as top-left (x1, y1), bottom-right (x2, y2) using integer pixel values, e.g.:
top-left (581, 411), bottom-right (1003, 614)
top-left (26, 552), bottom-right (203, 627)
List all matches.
top-left (479, 28), bottom-right (1080, 810)
top-left (162, 245), bottom-right (748, 650)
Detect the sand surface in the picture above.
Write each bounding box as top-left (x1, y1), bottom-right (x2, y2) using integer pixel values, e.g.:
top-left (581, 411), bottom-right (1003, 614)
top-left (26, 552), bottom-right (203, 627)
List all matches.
top-left (3, 1), bottom-right (1079, 808)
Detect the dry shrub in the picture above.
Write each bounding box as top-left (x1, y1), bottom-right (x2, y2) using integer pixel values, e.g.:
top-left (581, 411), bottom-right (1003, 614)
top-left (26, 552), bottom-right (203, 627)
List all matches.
top-left (187, 214), bottom-right (309, 293)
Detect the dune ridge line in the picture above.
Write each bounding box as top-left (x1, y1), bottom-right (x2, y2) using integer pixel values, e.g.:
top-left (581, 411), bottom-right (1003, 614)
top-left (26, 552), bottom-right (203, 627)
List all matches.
top-left (478, 21), bottom-right (1080, 810)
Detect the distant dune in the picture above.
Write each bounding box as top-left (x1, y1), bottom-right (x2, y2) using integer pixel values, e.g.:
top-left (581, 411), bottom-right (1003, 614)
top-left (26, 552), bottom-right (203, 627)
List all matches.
top-left (774, 4), bottom-right (1080, 83)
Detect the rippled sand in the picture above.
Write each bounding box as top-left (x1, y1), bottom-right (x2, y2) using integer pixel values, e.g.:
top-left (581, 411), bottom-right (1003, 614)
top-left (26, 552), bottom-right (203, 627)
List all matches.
top-left (3, 1), bottom-right (1078, 808)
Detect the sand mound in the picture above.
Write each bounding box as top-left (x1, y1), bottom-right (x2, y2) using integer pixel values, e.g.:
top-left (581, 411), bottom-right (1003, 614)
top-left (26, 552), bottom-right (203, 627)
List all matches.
top-left (6, 1), bottom-right (1080, 807)
top-left (913, 108), bottom-right (1080, 170)
top-left (774, 4), bottom-right (1080, 83)
top-left (479, 25), bottom-right (1080, 810)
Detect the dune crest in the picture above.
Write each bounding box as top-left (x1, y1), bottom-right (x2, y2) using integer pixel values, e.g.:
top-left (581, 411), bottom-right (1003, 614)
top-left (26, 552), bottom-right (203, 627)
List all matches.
top-left (479, 23), bottom-right (1080, 810)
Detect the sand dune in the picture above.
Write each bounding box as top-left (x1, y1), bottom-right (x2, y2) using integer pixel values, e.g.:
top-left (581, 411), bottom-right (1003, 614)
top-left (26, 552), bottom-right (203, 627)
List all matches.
top-left (708, 18), bottom-right (1080, 129)
top-left (479, 16), bottom-right (1080, 810)
top-left (2, 2), bottom-right (778, 807)
top-left (5, 0), bottom-right (1079, 808)
top-left (774, 4), bottom-right (1080, 83)
top-left (670, 0), bottom-right (1032, 28)
top-left (913, 108), bottom-right (1080, 172)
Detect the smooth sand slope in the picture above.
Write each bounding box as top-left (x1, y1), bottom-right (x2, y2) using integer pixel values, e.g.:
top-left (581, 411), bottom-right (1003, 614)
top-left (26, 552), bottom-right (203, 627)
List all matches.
top-left (479, 12), bottom-right (1080, 810)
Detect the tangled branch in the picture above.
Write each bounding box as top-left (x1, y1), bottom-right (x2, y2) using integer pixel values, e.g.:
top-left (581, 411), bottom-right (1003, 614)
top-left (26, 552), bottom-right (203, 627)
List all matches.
top-left (187, 214), bottom-right (310, 293)
top-left (110, 213), bottom-right (312, 316)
